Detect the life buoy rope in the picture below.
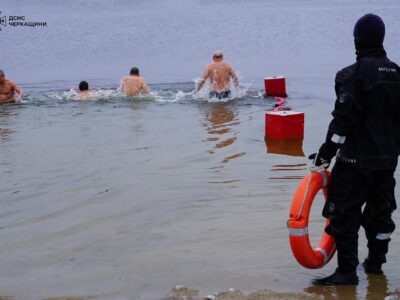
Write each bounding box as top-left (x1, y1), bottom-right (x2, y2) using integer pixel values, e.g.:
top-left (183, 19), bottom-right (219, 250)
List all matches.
top-left (287, 167), bottom-right (336, 269)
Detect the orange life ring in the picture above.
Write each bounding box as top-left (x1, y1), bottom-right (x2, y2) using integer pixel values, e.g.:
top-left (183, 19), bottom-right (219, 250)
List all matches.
top-left (287, 170), bottom-right (336, 269)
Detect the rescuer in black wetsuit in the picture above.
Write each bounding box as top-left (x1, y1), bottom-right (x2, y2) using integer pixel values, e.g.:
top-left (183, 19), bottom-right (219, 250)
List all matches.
top-left (310, 14), bottom-right (400, 285)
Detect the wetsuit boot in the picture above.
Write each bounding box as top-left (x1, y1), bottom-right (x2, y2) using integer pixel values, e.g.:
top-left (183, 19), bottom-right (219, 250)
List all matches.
top-left (312, 268), bottom-right (359, 285)
top-left (313, 229), bottom-right (359, 285)
top-left (362, 258), bottom-right (383, 274)
top-left (362, 239), bottom-right (389, 274)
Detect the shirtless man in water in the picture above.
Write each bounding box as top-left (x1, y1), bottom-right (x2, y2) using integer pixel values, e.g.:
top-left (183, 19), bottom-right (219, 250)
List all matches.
top-left (0, 69), bottom-right (24, 104)
top-left (76, 81), bottom-right (93, 101)
top-left (195, 51), bottom-right (239, 99)
top-left (121, 67), bottom-right (150, 96)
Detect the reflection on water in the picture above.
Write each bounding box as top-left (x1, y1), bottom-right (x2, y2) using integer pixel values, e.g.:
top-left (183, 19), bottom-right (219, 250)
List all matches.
top-left (0, 110), bottom-right (16, 142)
top-left (130, 104), bottom-right (143, 111)
top-left (269, 176), bottom-right (305, 180)
top-left (365, 273), bottom-right (389, 300)
top-left (202, 103), bottom-right (245, 183)
top-left (0, 111), bottom-right (17, 117)
top-left (221, 152), bottom-right (246, 164)
top-left (304, 273), bottom-right (390, 300)
top-left (204, 104), bottom-right (237, 155)
top-left (265, 136), bottom-right (306, 180)
top-left (204, 104), bottom-right (245, 162)
top-left (0, 128), bottom-right (14, 141)
top-left (215, 137), bottom-right (236, 149)
top-left (269, 163), bottom-right (307, 180)
top-left (208, 179), bottom-right (241, 184)
top-left (265, 137), bottom-right (304, 157)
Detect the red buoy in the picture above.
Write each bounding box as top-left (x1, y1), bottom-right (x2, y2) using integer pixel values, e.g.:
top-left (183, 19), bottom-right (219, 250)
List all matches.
top-left (265, 111), bottom-right (304, 139)
top-left (264, 76), bottom-right (287, 97)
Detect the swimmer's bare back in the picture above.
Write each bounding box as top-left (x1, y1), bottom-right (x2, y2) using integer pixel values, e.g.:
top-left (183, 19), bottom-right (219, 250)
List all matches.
top-left (76, 90), bottom-right (92, 101)
top-left (205, 61), bottom-right (238, 92)
top-left (121, 76), bottom-right (150, 96)
top-left (196, 61), bottom-right (239, 94)
top-left (0, 80), bottom-right (20, 104)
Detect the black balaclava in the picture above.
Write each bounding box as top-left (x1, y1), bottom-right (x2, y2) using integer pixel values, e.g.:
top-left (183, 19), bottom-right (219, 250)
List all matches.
top-left (353, 14), bottom-right (385, 52)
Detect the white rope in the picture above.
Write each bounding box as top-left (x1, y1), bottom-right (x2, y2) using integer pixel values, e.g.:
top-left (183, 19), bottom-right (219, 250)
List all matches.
top-left (295, 155), bottom-right (329, 220)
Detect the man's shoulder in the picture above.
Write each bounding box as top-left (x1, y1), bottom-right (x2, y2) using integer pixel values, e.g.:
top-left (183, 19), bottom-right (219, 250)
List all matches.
top-left (0, 80), bottom-right (16, 90)
top-left (206, 63), bottom-right (215, 69)
top-left (336, 63), bottom-right (356, 83)
top-left (4, 79), bottom-right (15, 85)
top-left (387, 59), bottom-right (400, 70)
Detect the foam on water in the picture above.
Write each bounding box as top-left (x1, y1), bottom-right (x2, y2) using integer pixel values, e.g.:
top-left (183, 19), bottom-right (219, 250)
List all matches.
top-left (18, 80), bottom-right (261, 105)
top-left (191, 77), bottom-right (252, 103)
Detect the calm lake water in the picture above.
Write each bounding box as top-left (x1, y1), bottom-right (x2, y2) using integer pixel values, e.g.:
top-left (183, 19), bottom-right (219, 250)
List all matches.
top-left (1, 1), bottom-right (400, 299)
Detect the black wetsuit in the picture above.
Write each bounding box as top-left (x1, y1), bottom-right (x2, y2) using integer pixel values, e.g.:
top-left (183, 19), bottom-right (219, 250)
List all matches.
top-left (323, 47), bottom-right (400, 273)
top-left (209, 90), bottom-right (231, 99)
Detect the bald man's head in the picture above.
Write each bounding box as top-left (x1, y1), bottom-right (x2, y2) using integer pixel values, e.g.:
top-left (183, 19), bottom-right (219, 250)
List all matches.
top-left (213, 51), bottom-right (223, 61)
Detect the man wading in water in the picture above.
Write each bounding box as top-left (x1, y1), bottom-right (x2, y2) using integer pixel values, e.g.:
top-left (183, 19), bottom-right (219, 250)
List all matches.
top-left (195, 51), bottom-right (239, 99)
top-left (0, 69), bottom-right (24, 104)
top-left (75, 81), bottom-right (93, 101)
top-left (310, 14), bottom-right (400, 285)
top-left (120, 67), bottom-right (150, 96)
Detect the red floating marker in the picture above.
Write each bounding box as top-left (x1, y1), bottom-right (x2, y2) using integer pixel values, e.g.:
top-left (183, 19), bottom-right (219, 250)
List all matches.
top-left (264, 76), bottom-right (287, 97)
top-left (265, 111), bottom-right (304, 139)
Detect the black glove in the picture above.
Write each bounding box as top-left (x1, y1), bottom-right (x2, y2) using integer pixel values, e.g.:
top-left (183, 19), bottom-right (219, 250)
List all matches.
top-left (308, 152), bottom-right (331, 167)
top-left (309, 140), bottom-right (340, 167)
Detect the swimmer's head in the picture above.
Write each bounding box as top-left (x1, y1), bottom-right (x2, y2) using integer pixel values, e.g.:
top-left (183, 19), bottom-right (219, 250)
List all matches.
top-left (213, 51), bottom-right (223, 62)
top-left (79, 81), bottom-right (89, 91)
top-left (0, 69), bottom-right (5, 83)
top-left (130, 67), bottom-right (140, 76)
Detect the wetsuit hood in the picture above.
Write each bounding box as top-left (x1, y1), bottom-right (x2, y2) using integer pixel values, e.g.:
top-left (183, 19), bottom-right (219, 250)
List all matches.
top-left (354, 14), bottom-right (385, 51)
